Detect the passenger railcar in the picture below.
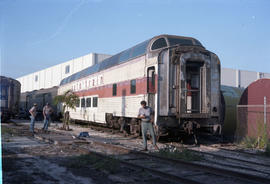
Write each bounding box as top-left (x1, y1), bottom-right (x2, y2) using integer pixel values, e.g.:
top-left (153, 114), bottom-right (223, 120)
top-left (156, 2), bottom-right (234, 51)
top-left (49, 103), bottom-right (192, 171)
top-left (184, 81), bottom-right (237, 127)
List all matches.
top-left (59, 34), bottom-right (222, 138)
top-left (0, 76), bottom-right (21, 122)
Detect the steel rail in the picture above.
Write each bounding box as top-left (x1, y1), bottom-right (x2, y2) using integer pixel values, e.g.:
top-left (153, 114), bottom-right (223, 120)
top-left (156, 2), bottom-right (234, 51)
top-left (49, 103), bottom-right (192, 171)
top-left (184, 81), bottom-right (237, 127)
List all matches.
top-left (88, 140), bottom-right (270, 184)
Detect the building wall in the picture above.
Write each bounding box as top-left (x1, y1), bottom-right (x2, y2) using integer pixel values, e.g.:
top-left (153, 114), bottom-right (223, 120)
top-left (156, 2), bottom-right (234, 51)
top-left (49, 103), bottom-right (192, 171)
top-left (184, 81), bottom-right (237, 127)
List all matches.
top-left (221, 67), bottom-right (270, 88)
top-left (17, 51), bottom-right (270, 93)
top-left (221, 68), bottom-right (237, 87)
top-left (17, 53), bottom-right (111, 92)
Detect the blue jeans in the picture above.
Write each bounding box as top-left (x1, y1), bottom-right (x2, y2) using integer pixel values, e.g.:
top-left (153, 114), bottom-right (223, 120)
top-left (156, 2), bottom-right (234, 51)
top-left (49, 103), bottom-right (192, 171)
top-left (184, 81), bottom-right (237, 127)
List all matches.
top-left (43, 115), bottom-right (50, 131)
top-left (30, 116), bottom-right (35, 132)
top-left (141, 122), bottom-right (157, 149)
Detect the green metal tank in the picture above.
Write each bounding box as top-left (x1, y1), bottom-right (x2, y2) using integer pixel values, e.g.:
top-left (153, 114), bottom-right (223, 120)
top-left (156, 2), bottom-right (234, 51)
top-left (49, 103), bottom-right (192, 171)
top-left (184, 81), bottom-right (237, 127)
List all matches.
top-left (221, 85), bottom-right (244, 141)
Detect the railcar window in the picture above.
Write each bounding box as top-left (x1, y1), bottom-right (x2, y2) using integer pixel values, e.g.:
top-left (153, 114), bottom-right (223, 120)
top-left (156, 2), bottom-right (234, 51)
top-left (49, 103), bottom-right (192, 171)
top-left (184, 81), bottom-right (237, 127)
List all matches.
top-left (1, 87), bottom-right (6, 96)
top-left (168, 38), bottom-right (193, 46)
top-left (86, 98), bottom-right (91, 107)
top-left (66, 76), bottom-right (71, 83)
top-left (151, 38), bottom-right (167, 50)
top-left (113, 84), bottom-right (117, 96)
top-left (119, 49), bottom-right (132, 63)
top-left (76, 99), bottom-right (80, 107)
top-left (81, 98), bottom-right (85, 108)
top-left (131, 40), bottom-right (149, 58)
top-left (65, 65), bottom-right (70, 74)
top-left (193, 39), bottom-right (203, 46)
top-left (130, 79), bottom-right (136, 94)
top-left (70, 74), bottom-right (76, 82)
top-left (100, 53), bottom-right (120, 71)
top-left (85, 65), bottom-right (95, 76)
top-left (74, 73), bottom-right (80, 81)
top-left (80, 68), bottom-right (88, 78)
top-left (93, 97), bottom-right (98, 107)
top-left (35, 75), bottom-right (38, 82)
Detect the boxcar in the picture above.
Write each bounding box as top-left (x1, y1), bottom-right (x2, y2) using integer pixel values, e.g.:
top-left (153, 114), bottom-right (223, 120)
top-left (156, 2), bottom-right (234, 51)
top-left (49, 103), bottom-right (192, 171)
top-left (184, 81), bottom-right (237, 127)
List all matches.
top-left (19, 86), bottom-right (59, 121)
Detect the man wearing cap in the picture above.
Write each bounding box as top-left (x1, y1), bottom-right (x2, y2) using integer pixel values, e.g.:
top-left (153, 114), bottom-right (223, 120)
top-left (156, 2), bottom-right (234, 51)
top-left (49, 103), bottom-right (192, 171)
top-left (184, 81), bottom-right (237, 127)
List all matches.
top-left (138, 100), bottom-right (159, 151)
top-left (29, 103), bottom-right (37, 134)
top-left (42, 103), bottom-right (53, 132)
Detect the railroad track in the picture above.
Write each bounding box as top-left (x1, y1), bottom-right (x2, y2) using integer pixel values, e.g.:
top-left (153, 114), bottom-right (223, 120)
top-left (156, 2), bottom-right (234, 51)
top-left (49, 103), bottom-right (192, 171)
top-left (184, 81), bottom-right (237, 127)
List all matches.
top-left (86, 123), bottom-right (270, 173)
top-left (169, 143), bottom-right (270, 178)
top-left (31, 129), bottom-right (270, 184)
top-left (7, 122), bottom-right (270, 184)
top-left (197, 144), bottom-right (270, 166)
top-left (82, 140), bottom-right (270, 184)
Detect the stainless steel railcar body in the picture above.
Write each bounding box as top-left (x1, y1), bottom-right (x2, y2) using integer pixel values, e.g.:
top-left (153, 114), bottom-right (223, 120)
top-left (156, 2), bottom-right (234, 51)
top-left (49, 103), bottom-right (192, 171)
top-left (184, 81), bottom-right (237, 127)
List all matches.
top-left (147, 35), bottom-right (222, 137)
top-left (59, 35), bottom-right (222, 138)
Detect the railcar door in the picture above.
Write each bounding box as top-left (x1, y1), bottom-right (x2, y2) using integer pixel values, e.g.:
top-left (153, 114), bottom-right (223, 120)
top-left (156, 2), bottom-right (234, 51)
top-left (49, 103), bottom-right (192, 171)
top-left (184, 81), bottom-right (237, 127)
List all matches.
top-left (147, 66), bottom-right (156, 109)
top-left (185, 61), bottom-right (203, 113)
top-left (178, 53), bottom-right (212, 117)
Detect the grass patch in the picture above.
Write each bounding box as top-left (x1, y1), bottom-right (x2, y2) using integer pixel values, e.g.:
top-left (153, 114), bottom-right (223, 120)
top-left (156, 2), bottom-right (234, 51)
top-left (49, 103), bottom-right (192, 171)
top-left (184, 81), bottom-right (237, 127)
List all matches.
top-left (1, 126), bottom-right (14, 135)
top-left (240, 137), bottom-right (270, 157)
top-left (154, 147), bottom-right (203, 161)
top-left (241, 136), bottom-right (257, 149)
top-left (63, 154), bottom-right (120, 174)
top-left (240, 115), bottom-right (270, 157)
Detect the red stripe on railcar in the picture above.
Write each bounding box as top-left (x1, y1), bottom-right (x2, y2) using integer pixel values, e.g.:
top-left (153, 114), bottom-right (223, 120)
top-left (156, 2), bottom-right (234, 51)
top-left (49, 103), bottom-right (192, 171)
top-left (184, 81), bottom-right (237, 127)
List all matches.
top-left (75, 77), bottom-right (156, 98)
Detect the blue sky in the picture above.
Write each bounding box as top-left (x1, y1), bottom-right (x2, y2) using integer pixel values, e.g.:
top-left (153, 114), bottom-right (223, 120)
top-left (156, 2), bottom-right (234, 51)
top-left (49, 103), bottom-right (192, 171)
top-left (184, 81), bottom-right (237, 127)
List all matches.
top-left (1, 0), bottom-right (269, 78)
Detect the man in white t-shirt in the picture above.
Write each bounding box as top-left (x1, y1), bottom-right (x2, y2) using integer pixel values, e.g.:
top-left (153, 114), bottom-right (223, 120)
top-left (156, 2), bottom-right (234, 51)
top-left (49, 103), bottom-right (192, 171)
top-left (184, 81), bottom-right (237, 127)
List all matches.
top-left (138, 100), bottom-right (159, 151)
top-left (42, 103), bottom-right (53, 132)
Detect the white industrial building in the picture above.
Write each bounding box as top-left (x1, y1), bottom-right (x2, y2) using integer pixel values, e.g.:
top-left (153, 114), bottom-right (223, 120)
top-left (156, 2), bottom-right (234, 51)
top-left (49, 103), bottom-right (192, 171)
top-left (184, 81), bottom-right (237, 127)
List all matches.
top-left (17, 53), bottom-right (111, 93)
top-left (17, 52), bottom-right (270, 93)
top-left (221, 68), bottom-right (270, 88)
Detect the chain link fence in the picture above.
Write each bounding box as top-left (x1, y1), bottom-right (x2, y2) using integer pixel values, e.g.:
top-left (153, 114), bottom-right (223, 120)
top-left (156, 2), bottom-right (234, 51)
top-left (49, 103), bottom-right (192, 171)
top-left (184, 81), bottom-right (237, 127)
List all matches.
top-left (236, 97), bottom-right (270, 143)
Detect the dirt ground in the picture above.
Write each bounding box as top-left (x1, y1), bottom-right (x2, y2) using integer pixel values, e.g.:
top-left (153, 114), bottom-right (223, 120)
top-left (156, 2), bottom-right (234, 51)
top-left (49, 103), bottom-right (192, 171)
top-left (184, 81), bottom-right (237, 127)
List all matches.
top-left (1, 121), bottom-right (175, 184)
top-left (2, 123), bottom-right (112, 184)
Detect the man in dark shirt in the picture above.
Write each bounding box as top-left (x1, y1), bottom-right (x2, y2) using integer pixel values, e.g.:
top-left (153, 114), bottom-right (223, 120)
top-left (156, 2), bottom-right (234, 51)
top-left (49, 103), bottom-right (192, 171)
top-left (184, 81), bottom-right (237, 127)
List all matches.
top-left (138, 100), bottom-right (159, 151)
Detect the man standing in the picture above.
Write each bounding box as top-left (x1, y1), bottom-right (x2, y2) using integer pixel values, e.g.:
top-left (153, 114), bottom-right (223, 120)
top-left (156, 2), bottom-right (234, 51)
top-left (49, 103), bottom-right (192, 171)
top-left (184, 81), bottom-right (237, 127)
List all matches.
top-left (42, 103), bottom-right (52, 132)
top-left (29, 103), bottom-right (37, 134)
top-left (138, 100), bottom-right (159, 151)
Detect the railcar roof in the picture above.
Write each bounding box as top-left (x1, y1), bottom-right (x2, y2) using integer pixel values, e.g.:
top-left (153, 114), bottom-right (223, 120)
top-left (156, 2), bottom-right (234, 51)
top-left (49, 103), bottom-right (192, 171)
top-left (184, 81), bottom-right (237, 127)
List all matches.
top-left (60, 35), bottom-right (203, 86)
top-left (0, 76), bottom-right (21, 86)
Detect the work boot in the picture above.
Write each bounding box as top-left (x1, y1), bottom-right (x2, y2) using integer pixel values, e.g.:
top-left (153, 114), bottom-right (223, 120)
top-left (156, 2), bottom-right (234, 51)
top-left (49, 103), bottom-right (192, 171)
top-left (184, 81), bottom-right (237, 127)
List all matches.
top-left (140, 148), bottom-right (148, 151)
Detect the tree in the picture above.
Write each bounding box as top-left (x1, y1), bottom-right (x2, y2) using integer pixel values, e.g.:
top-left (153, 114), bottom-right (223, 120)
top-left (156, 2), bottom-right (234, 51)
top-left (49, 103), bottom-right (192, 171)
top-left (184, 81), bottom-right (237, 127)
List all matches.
top-left (53, 90), bottom-right (79, 130)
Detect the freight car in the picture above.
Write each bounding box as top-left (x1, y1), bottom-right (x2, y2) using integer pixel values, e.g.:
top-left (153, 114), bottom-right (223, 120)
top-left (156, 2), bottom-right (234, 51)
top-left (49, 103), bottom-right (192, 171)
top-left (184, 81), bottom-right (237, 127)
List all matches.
top-left (19, 86), bottom-right (59, 120)
top-left (0, 76), bottom-right (21, 122)
top-left (59, 34), bottom-right (223, 139)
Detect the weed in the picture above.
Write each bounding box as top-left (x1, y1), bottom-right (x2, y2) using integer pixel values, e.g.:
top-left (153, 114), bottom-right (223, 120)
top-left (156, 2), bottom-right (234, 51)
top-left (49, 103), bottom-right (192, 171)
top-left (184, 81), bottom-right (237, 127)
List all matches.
top-left (92, 157), bottom-right (120, 174)
top-left (1, 126), bottom-right (14, 135)
top-left (240, 114), bottom-right (269, 150)
top-left (63, 153), bottom-right (120, 174)
top-left (154, 146), bottom-right (203, 161)
top-left (241, 136), bottom-right (257, 149)
top-left (256, 119), bottom-right (268, 149)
